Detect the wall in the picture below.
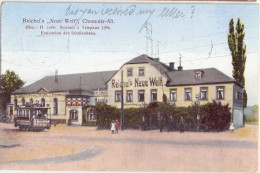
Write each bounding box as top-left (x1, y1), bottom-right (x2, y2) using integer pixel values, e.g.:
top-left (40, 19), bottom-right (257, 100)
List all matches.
top-left (107, 63), bottom-right (168, 108)
top-left (11, 92), bottom-right (67, 121)
top-left (66, 106), bottom-right (83, 125)
top-left (166, 83), bottom-right (234, 108)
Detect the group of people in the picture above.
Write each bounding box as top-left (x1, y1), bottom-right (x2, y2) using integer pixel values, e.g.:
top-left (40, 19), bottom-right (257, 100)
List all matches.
top-left (162, 116), bottom-right (185, 133)
top-left (110, 120), bottom-right (120, 134)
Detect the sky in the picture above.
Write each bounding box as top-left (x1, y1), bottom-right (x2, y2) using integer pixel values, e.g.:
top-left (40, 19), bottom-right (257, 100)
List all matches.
top-left (1, 2), bottom-right (259, 106)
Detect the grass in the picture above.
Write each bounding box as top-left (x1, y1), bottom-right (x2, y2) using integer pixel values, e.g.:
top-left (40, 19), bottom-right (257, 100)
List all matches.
top-left (245, 121), bottom-right (258, 125)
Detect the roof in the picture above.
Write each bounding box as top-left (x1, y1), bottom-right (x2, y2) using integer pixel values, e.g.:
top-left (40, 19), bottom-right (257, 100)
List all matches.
top-left (124, 54), bottom-right (172, 80)
top-left (166, 68), bottom-right (240, 86)
top-left (13, 71), bottom-right (117, 95)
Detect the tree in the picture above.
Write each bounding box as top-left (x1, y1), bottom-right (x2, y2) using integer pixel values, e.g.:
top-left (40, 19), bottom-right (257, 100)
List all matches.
top-left (228, 18), bottom-right (247, 108)
top-left (0, 70), bottom-right (24, 111)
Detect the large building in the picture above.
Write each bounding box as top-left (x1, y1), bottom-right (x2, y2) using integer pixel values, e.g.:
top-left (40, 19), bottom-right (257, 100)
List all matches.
top-left (8, 54), bottom-right (244, 127)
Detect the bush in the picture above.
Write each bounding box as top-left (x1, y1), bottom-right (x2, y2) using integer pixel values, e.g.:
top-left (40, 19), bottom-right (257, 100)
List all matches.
top-left (95, 102), bottom-right (120, 129)
top-left (82, 121), bottom-right (97, 126)
top-left (201, 100), bottom-right (231, 132)
top-left (87, 100), bottom-right (231, 132)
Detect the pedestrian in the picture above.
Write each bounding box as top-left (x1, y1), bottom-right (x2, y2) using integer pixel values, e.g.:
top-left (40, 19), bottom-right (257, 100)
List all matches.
top-left (168, 116), bottom-right (175, 132)
top-left (159, 117), bottom-right (164, 132)
top-left (179, 116), bottom-right (185, 133)
top-left (111, 120), bottom-right (116, 134)
top-left (229, 122), bottom-right (235, 132)
top-left (115, 119), bottom-right (120, 134)
top-left (141, 116), bottom-right (146, 131)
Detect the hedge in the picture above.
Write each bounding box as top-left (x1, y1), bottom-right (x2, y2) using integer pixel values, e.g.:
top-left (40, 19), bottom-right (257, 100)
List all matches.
top-left (84, 100), bottom-right (231, 132)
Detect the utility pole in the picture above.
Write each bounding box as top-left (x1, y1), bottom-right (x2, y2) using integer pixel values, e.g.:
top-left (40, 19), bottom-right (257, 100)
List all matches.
top-left (120, 70), bottom-right (124, 131)
top-left (196, 94), bottom-right (200, 131)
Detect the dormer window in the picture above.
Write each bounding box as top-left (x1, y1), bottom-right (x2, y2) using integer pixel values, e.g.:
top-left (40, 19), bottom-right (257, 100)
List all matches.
top-left (195, 71), bottom-right (203, 79)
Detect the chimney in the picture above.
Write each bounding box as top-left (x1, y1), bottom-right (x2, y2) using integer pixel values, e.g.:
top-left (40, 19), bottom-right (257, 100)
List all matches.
top-left (79, 76), bottom-right (82, 87)
top-left (169, 62), bottom-right (175, 71)
top-left (55, 69), bottom-right (58, 83)
top-left (178, 57), bottom-right (183, 71)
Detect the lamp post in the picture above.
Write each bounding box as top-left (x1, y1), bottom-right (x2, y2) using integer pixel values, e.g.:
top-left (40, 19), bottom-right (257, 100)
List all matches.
top-left (120, 70), bottom-right (124, 131)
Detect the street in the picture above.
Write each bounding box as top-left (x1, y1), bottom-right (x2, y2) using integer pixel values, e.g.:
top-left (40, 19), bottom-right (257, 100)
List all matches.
top-left (0, 123), bottom-right (258, 172)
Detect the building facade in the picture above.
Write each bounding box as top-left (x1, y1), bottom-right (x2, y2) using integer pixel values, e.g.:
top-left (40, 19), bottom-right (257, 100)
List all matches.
top-left (9, 54), bottom-right (244, 127)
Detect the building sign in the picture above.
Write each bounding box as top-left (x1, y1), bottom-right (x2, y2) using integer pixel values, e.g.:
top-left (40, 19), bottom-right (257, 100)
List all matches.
top-left (111, 77), bottom-right (163, 88)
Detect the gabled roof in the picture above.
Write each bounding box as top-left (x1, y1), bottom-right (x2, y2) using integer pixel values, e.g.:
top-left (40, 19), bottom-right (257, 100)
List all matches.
top-left (125, 54), bottom-right (172, 80)
top-left (13, 71), bottom-right (117, 95)
top-left (166, 68), bottom-right (239, 86)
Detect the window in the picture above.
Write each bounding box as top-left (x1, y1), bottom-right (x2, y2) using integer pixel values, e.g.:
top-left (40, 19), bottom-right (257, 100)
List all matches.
top-left (138, 90), bottom-right (145, 102)
top-left (195, 71), bottom-right (202, 79)
top-left (170, 89), bottom-right (177, 102)
top-left (29, 98), bottom-right (33, 103)
top-left (126, 90), bottom-right (133, 102)
top-left (200, 87), bottom-right (208, 100)
top-left (86, 109), bottom-right (96, 121)
top-left (151, 89), bottom-right (157, 101)
top-left (41, 98), bottom-right (45, 107)
top-left (184, 88), bottom-right (192, 101)
top-left (115, 91), bottom-right (121, 102)
top-left (70, 110), bottom-right (78, 121)
top-left (216, 86), bottom-right (225, 100)
top-left (127, 68), bottom-right (133, 76)
top-left (22, 98), bottom-right (25, 105)
top-left (53, 98), bottom-right (58, 115)
top-left (139, 67), bottom-right (145, 76)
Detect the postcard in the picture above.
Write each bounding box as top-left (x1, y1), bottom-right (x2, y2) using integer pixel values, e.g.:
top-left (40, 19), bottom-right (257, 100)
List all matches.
top-left (0, 1), bottom-right (259, 172)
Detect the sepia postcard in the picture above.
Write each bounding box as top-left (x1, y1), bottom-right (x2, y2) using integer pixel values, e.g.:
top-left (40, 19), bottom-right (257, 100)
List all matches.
top-left (0, 1), bottom-right (259, 172)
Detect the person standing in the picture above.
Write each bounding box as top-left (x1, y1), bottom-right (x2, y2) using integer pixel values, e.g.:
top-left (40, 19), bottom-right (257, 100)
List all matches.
top-left (115, 120), bottom-right (120, 134)
top-left (111, 120), bottom-right (116, 134)
top-left (168, 116), bottom-right (175, 132)
top-left (159, 117), bottom-right (164, 133)
top-left (179, 116), bottom-right (185, 133)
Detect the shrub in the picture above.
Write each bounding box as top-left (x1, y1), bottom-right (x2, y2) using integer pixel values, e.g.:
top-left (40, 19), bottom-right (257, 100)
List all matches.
top-left (95, 102), bottom-right (120, 129)
top-left (201, 100), bottom-right (231, 131)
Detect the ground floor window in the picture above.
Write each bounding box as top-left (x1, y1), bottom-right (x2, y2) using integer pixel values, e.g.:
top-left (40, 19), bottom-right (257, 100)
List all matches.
top-left (170, 89), bottom-right (177, 102)
top-left (216, 86), bottom-right (225, 100)
top-left (70, 109), bottom-right (78, 121)
top-left (115, 90), bottom-right (121, 102)
top-left (138, 90), bottom-right (145, 102)
top-left (126, 90), bottom-right (133, 102)
top-left (185, 88), bottom-right (192, 101)
top-left (200, 87), bottom-right (208, 100)
top-left (151, 89), bottom-right (157, 101)
top-left (86, 109), bottom-right (96, 121)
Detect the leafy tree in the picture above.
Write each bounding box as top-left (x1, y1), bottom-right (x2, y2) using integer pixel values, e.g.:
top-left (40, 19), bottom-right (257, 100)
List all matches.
top-left (228, 18), bottom-right (247, 108)
top-left (252, 105), bottom-right (259, 114)
top-left (0, 70), bottom-right (24, 111)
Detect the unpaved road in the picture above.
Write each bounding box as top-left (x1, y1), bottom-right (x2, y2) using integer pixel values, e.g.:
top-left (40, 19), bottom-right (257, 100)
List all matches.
top-left (0, 123), bottom-right (258, 172)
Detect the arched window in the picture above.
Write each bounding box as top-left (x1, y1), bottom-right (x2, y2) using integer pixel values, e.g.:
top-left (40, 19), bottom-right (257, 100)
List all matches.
top-left (29, 98), bottom-right (33, 103)
top-left (53, 98), bottom-right (58, 115)
top-left (41, 98), bottom-right (45, 107)
top-left (22, 98), bottom-right (25, 105)
top-left (70, 110), bottom-right (78, 121)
